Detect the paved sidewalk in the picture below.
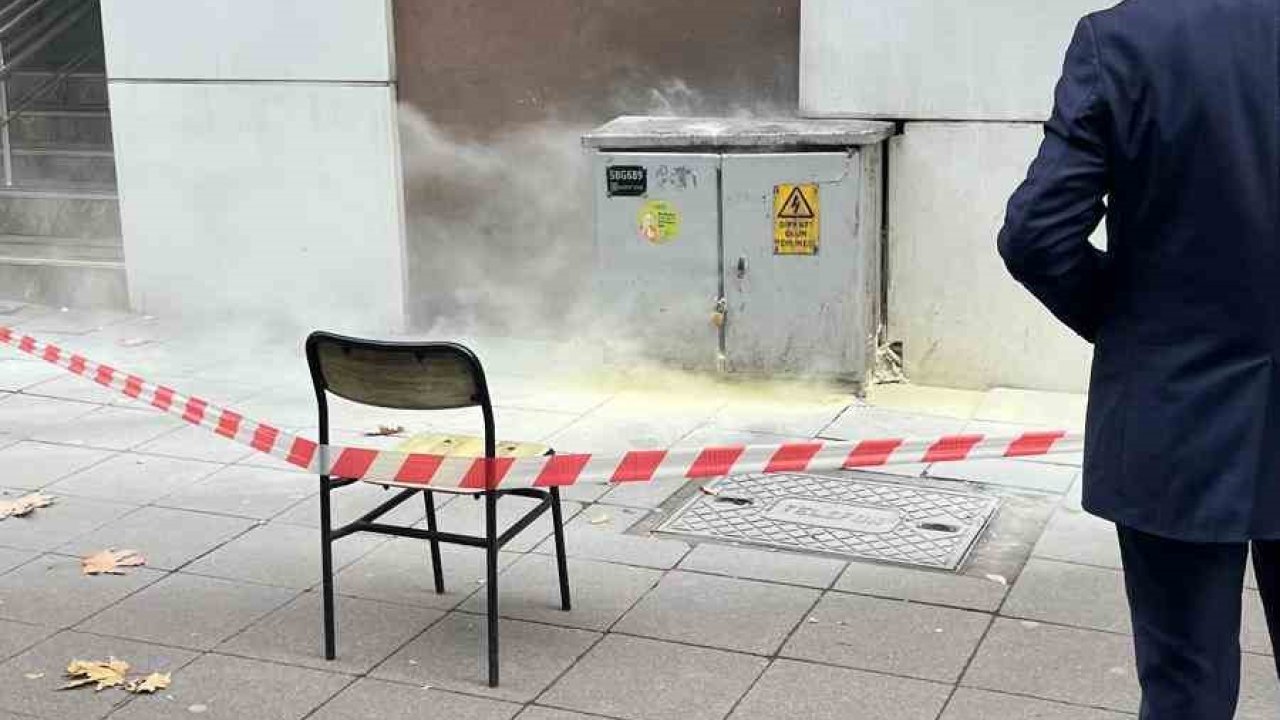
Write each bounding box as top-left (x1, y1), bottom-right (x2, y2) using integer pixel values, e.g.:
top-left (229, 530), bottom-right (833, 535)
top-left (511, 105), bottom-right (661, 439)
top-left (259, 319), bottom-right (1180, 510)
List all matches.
top-left (0, 304), bottom-right (1275, 719)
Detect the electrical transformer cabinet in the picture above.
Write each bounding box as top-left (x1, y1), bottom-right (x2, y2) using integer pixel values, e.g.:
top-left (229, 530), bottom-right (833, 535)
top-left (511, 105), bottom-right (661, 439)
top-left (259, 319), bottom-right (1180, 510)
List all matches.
top-left (583, 117), bottom-right (894, 385)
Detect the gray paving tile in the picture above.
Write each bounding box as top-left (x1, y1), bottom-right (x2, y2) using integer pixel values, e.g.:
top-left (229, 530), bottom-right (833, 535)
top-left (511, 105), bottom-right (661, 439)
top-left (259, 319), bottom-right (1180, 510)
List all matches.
top-left (106, 652), bottom-right (350, 720)
top-left (30, 407), bottom-right (182, 452)
top-left (542, 635), bottom-right (766, 720)
top-left (1004, 559), bottom-right (1131, 634)
top-left (820, 405), bottom-right (968, 441)
top-left (135, 425), bottom-right (254, 464)
top-left (835, 562), bottom-right (1008, 612)
top-left (710, 400), bottom-right (848, 437)
top-left (533, 509), bottom-right (689, 570)
top-left (230, 391), bottom-right (321, 430)
top-left (0, 620), bottom-right (49, 663)
top-left (0, 547), bottom-right (36, 575)
top-left (220, 592), bottom-right (444, 675)
top-left (0, 553), bottom-right (163, 628)
top-left (0, 630), bottom-right (198, 720)
top-left (1240, 652), bottom-right (1280, 719)
top-left (488, 381), bottom-right (612, 416)
top-left (781, 591), bottom-right (991, 683)
top-left (44, 453), bottom-right (222, 505)
top-left (554, 482), bottom-right (611, 505)
top-left (433, 407), bottom-right (583, 444)
top-left (729, 659), bottom-right (951, 720)
top-left (184, 522), bottom-right (385, 590)
top-left (310, 678), bottom-right (521, 720)
top-left (1245, 590), bottom-right (1274, 656)
top-left (460, 555), bottom-right (661, 631)
top-left (926, 458), bottom-right (1080, 493)
top-left (154, 464), bottom-right (313, 520)
top-left (678, 543), bottom-right (846, 589)
top-left (545, 415), bottom-right (707, 456)
top-left (615, 571), bottom-right (819, 655)
top-left (0, 359), bottom-right (63, 392)
top-left (671, 425), bottom-right (809, 450)
top-left (336, 539), bottom-right (519, 610)
top-left (941, 688), bottom-right (1134, 720)
top-left (21, 374), bottom-right (127, 405)
top-left (0, 395), bottom-right (100, 439)
top-left (598, 478), bottom-right (686, 510)
top-left (0, 495), bottom-right (136, 552)
top-left (0, 442), bottom-right (114, 490)
top-left (1034, 508), bottom-right (1122, 569)
top-left (431, 492), bottom-right (582, 553)
top-left (272, 482), bottom-right (438, 529)
top-left (962, 618), bottom-right (1140, 713)
top-left (1005, 559), bottom-right (1273, 656)
top-left (78, 573), bottom-right (297, 650)
top-left (516, 708), bottom-right (609, 720)
top-left (19, 309), bottom-right (132, 335)
top-left (374, 613), bottom-right (598, 703)
top-left (58, 507), bottom-right (255, 571)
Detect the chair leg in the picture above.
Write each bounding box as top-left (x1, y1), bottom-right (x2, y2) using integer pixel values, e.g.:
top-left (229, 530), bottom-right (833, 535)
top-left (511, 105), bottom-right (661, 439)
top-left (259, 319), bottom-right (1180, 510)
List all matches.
top-left (549, 487), bottom-right (572, 611)
top-left (423, 491), bottom-right (445, 594)
top-left (319, 478), bottom-right (337, 661)
top-left (485, 491), bottom-right (500, 687)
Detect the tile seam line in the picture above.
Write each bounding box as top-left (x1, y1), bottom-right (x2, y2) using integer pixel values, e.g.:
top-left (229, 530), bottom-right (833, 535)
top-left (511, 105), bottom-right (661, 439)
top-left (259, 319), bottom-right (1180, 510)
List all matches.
top-left (528, 555), bottom-right (674, 708)
top-left (936, 612), bottom-right (997, 719)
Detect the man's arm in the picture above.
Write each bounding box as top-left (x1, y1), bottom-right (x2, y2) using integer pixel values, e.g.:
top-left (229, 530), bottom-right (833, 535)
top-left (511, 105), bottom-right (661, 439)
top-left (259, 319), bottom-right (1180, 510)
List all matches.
top-left (998, 17), bottom-right (1111, 343)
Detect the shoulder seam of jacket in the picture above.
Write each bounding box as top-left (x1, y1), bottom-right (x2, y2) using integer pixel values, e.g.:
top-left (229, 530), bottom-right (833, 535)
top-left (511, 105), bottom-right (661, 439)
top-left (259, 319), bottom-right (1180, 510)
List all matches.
top-left (1082, 15), bottom-right (1105, 116)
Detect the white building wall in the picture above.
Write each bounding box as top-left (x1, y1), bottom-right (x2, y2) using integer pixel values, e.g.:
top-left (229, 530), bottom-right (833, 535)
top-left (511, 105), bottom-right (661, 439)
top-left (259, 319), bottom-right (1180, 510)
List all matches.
top-left (801, 0), bottom-right (1115, 122)
top-left (888, 123), bottom-right (1100, 393)
top-left (100, 0), bottom-right (406, 331)
top-left (803, 0), bottom-right (1115, 392)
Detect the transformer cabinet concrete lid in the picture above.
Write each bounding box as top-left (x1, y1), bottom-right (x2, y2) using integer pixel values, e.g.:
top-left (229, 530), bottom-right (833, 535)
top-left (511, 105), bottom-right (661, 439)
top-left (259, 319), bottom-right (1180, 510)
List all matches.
top-left (582, 116), bottom-right (895, 151)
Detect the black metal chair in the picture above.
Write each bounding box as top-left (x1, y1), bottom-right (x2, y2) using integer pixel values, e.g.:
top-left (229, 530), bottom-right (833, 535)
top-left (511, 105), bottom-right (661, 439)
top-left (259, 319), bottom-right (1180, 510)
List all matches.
top-left (305, 331), bottom-right (571, 687)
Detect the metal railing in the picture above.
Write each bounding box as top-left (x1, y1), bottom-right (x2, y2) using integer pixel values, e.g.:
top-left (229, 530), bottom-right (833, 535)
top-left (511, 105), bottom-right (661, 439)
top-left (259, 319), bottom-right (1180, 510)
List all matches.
top-left (0, 0), bottom-right (102, 187)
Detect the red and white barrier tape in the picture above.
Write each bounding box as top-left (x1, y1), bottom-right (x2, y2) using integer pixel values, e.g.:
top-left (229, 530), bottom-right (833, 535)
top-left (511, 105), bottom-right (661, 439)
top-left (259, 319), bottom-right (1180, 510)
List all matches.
top-left (1, 326), bottom-right (1083, 490)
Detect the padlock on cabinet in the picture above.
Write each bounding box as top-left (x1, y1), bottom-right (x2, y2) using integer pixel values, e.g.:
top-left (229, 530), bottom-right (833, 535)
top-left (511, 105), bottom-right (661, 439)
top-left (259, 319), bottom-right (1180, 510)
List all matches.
top-left (711, 297), bottom-right (728, 328)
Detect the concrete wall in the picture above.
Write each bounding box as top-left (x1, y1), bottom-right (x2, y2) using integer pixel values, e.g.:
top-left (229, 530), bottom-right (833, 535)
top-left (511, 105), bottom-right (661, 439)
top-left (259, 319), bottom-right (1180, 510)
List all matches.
top-left (393, 0), bottom-right (800, 137)
top-left (803, 0), bottom-right (1115, 392)
top-left (100, 0), bottom-right (407, 330)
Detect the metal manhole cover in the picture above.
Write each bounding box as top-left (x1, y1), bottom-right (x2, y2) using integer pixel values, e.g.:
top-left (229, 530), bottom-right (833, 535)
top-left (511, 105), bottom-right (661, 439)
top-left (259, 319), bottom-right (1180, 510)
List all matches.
top-left (656, 472), bottom-right (1000, 571)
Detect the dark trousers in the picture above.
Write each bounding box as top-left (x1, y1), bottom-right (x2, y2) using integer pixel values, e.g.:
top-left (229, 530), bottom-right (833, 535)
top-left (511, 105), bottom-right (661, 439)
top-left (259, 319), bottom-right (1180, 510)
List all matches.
top-left (1118, 526), bottom-right (1280, 719)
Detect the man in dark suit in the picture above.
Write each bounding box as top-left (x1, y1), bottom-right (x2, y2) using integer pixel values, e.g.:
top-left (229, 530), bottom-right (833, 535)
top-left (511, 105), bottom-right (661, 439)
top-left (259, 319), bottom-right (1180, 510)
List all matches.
top-left (998, 1), bottom-right (1279, 717)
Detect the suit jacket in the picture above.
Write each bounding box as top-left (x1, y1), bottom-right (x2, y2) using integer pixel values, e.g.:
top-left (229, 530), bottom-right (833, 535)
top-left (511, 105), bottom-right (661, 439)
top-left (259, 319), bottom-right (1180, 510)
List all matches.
top-left (999, 0), bottom-right (1280, 541)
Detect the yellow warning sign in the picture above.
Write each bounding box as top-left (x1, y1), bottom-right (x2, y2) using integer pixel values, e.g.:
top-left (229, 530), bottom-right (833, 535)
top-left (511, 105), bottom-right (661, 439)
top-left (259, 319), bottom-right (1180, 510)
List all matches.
top-left (638, 199), bottom-right (681, 245)
top-left (773, 184), bottom-right (820, 255)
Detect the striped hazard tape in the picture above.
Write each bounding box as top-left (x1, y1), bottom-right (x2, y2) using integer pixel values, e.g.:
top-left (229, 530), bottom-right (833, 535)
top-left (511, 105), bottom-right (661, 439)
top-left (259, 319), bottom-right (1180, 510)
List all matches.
top-left (1, 325), bottom-right (1083, 490)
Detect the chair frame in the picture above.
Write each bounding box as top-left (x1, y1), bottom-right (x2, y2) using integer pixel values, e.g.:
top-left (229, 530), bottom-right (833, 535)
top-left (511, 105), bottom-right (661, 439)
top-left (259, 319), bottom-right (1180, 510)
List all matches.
top-left (306, 331), bottom-right (571, 688)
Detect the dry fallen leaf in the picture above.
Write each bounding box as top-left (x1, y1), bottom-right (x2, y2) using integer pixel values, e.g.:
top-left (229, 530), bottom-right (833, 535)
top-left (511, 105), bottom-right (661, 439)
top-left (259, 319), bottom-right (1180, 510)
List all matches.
top-left (81, 549), bottom-right (147, 576)
top-left (365, 425), bottom-right (405, 437)
top-left (62, 658), bottom-right (130, 691)
top-left (0, 493), bottom-right (55, 521)
top-left (125, 672), bottom-right (171, 694)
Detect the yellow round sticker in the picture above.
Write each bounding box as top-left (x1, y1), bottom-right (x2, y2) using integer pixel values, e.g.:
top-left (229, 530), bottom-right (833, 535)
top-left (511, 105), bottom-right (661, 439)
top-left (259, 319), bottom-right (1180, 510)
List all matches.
top-left (637, 200), bottom-right (680, 245)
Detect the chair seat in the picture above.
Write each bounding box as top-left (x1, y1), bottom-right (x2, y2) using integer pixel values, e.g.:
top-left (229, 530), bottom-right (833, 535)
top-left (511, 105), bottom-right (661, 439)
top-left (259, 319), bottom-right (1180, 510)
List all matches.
top-left (357, 433), bottom-right (552, 493)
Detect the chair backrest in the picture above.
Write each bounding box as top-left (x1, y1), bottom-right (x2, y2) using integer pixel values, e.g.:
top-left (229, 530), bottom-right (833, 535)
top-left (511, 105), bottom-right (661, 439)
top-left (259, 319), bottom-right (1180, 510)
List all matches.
top-left (305, 332), bottom-right (491, 411)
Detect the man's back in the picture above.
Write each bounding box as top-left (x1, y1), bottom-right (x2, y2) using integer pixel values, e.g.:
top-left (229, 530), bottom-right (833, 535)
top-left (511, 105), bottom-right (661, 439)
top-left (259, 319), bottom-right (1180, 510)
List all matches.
top-left (999, 0), bottom-right (1280, 540)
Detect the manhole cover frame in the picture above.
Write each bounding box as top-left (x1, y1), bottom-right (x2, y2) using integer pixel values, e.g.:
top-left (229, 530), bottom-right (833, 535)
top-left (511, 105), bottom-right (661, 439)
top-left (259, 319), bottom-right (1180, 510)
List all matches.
top-left (655, 471), bottom-right (1001, 571)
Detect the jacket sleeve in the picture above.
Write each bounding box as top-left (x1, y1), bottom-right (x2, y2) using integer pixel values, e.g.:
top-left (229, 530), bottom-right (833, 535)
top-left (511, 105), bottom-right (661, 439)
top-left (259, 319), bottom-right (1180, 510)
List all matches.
top-left (998, 17), bottom-right (1111, 343)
